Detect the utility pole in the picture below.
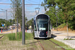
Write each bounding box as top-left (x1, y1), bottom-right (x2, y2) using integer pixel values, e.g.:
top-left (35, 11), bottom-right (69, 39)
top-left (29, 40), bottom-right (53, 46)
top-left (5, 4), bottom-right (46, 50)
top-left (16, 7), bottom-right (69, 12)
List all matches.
top-left (4, 10), bottom-right (8, 28)
top-left (17, 18), bottom-right (18, 32)
top-left (56, 9), bottom-right (58, 31)
top-left (6, 10), bottom-right (7, 28)
top-left (0, 9), bottom-right (8, 28)
top-left (6, 10), bottom-right (7, 20)
top-left (56, 10), bottom-right (58, 27)
top-left (55, 3), bottom-right (58, 31)
top-left (22, 0), bottom-right (25, 45)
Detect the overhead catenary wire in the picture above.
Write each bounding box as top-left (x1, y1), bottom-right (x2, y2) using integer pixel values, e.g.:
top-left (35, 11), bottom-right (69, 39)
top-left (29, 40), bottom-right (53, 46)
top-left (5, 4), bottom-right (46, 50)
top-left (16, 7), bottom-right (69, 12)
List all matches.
top-left (0, 3), bottom-right (41, 5)
top-left (28, 0), bottom-right (38, 3)
top-left (0, 0), bottom-right (42, 20)
top-left (0, 2), bottom-right (41, 13)
top-left (0, 9), bottom-right (35, 12)
top-left (1, 10), bottom-right (15, 13)
top-left (26, 0), bottom-right (38, 4)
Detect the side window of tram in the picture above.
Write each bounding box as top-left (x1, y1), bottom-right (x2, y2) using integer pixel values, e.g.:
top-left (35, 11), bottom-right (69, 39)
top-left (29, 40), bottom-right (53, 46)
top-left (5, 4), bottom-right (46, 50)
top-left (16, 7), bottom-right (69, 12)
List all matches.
top-left (34, 25), bottom-right (37, 31)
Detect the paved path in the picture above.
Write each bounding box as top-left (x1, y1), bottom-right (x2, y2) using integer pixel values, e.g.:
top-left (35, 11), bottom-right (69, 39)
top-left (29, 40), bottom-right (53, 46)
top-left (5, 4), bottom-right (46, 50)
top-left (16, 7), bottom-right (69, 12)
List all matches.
top-left (0, 29), bottom-right (32, 34)
top-left (52, 30), bottom-right (75, 48)
top-left (0, 29), bottom-right (21, 34)
top-left (26, 30), bottom-right (32, 33)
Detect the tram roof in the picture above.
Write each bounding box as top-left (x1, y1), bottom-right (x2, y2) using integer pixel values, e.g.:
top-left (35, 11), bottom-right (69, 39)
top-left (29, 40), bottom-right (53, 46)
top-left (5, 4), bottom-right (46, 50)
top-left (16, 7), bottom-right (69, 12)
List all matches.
top-left (34, 14), bottom-right (49, 20)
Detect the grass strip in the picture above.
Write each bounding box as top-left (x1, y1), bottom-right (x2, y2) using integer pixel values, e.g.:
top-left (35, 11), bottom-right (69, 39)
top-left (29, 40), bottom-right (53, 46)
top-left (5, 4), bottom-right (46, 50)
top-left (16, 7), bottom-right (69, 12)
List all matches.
top-left (5, 32), bottom-right (33, 41)
top-left (50, 38), bottom-right (74, 50)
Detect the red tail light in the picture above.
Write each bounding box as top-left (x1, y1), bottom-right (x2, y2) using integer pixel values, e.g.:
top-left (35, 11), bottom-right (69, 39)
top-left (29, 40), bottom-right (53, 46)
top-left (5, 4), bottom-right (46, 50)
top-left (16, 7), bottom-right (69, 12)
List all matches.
top-left (46, 31), bottom-right (48, 35)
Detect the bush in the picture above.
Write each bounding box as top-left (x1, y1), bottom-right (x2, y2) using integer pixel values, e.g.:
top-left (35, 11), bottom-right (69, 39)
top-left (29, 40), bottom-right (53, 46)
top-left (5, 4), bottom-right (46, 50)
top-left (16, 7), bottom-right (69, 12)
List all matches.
top-left (68, 18), bottom-right (75, 30)
top-left (8, 33), bottom-right (16, 40)
top-left (7, 32), bottom-right (33, 41)
top-left (57, 23), bottom-right (66, 28)
top-left (64, 38), bottom-right (74, 40)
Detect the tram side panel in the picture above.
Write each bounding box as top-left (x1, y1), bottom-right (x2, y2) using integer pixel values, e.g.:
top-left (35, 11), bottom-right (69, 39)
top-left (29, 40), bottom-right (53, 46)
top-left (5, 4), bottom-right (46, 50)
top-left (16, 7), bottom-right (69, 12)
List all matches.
top-left (33, 20), bottom-right (38, 38)
top-left (47, 19), bottom-right (51, 38)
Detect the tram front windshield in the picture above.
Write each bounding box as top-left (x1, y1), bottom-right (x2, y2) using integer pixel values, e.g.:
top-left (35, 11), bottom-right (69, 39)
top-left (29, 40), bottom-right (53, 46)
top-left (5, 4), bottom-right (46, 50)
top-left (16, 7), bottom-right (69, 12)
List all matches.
top-left (37, 19), bottom-right (48, 31)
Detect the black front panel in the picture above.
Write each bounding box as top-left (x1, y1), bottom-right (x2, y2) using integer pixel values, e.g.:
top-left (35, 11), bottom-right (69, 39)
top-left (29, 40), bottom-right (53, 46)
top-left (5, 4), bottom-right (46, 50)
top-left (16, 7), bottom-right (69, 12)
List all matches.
top-left (36, 14), bottom-right (48, 19)
top-left (39, 31), bottom-right (47, 37)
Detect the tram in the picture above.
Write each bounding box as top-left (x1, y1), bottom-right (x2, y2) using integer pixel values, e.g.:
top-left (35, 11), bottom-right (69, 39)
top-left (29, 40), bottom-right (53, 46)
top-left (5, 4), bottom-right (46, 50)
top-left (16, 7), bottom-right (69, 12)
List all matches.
top-left (33, 14), bottom-right (51, 38)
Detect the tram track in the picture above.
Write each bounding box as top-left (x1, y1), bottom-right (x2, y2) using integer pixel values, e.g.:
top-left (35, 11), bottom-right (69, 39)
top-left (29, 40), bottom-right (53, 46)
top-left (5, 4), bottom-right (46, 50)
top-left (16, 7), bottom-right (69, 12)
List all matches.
top-left (49, 40), bottom-right (65, 50)
top-left (37, 40), bottom-right (45, 50)
top-left (37, 39), bottom-right (65, 50)
top-left (0, 35), bottom-right (4, 39)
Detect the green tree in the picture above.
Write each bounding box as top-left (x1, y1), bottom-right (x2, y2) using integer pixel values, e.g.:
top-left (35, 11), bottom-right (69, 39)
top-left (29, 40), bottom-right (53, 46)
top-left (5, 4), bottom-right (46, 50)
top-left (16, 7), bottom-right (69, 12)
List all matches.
top-left (0, 19), bottom-right (13, 27)
top-left (11, 0), bottom-right (22, 28)
top-left (43, 0), bottom-right (61, 27)
top-left (11, 0), bottom-right (27, 29)
top-left (11, 0), bottom-right (22, 39)
top-left (0, 19), bottom-right (5, 27)
top-left (44, 0), bottom-right (75, 39)
top-left (55, 0), bottom-right (75, 39)
top-left (44, 0), bottom-right (56, 6)
top-left (26, 19), bottom-right (33, 26)
top-left (45, 7), bottom-right (56, 27)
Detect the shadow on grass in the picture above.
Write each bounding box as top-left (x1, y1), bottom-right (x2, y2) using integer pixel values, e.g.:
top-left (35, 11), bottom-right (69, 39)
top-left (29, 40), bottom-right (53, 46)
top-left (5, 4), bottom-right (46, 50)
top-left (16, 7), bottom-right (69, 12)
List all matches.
top-left (55, 33), bottom-right (61, 34)
top-left (20, 34), bottom-right (57, 45)
top-left (70, 36), bottom-right (75, 38)
top-left (25, 41), bottom-right (38, 45)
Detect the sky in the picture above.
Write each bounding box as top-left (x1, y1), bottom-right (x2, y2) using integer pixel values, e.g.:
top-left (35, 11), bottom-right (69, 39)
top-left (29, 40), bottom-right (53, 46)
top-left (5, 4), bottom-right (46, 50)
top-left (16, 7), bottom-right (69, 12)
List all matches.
top-left (0, 0), bottom-right (45, 20)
